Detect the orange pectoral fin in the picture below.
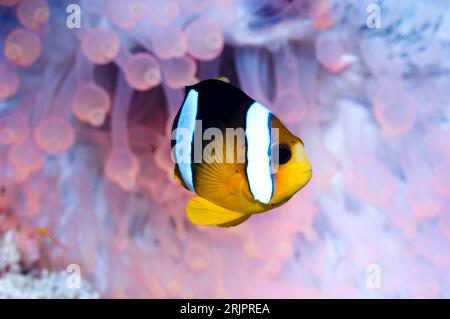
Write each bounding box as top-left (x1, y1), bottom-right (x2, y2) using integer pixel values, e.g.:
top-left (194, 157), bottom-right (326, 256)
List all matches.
top-left (193, 160), bottom-right (246, 198)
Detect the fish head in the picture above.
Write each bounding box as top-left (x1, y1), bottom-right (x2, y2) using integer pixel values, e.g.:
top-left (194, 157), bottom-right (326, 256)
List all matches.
top-left (269, 115), bottom-right (312, 205)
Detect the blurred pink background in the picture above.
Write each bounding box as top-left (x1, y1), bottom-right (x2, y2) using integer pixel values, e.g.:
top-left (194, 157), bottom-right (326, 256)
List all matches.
top-left (0, 0), bottom-right (449, 298)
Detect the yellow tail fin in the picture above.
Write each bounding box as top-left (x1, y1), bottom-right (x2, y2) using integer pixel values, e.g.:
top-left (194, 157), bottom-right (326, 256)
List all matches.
top-left (186, 196), bottom-right (250, 227)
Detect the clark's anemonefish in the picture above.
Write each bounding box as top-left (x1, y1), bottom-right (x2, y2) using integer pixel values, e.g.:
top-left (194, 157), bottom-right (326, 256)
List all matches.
top-left (172, 79), bottom-right (312, 227)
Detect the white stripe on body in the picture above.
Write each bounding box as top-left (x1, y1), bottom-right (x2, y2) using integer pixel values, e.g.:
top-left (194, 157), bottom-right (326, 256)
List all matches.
top-left (245, 102), bottom-right (273, 204)
top-left (175, 89), bottom-right (199, 192)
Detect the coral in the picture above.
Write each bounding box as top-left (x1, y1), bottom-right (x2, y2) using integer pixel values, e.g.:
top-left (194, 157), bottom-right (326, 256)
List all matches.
top-left (0, 0), bottom-right (449, 298)
top-left (0, 230), bottom-right (99, 298)
top-left (0, 232), bottom-right (21, 274)
top-left (0, 271), bottom-right (99, 299)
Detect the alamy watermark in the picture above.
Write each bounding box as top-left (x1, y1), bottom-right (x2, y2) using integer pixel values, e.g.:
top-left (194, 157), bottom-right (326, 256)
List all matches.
top-left (366, 264), bottom-right (382, 289)
top-left (366, 4), bottom-right (382, 29)
top-left (66, 4), bottom-right (81, 29)
top-left (66, 263), bottom-right (81, 289)
top-left (171, 121), bottom-right (282, 171)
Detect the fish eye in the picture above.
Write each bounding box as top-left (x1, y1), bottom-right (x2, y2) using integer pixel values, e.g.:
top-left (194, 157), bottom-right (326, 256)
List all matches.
top-left (272, 144), bottom-right (291, 165)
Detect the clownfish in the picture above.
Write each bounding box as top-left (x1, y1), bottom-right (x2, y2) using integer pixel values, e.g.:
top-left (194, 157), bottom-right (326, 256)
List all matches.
top-left (171, 79), bottom-right (312, 227)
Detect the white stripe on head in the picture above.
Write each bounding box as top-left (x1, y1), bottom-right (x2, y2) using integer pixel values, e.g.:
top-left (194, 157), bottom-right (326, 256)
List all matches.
top-left (175, 89), bottom-right (198, 192)
top-left (245, 102), bottom-right (273, 204)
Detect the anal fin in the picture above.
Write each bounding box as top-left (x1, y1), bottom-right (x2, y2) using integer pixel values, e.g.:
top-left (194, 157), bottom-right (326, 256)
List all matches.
top-left (186, 196), bottom-right (250, 227)
top-left (217, 214), bottom-right (251, 228)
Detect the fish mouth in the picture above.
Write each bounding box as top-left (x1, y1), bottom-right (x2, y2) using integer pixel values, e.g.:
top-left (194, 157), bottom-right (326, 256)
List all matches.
top-left (302, 167), bottom-right (312, 175)
top-left (301, 168), bottom-right (313, 183)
